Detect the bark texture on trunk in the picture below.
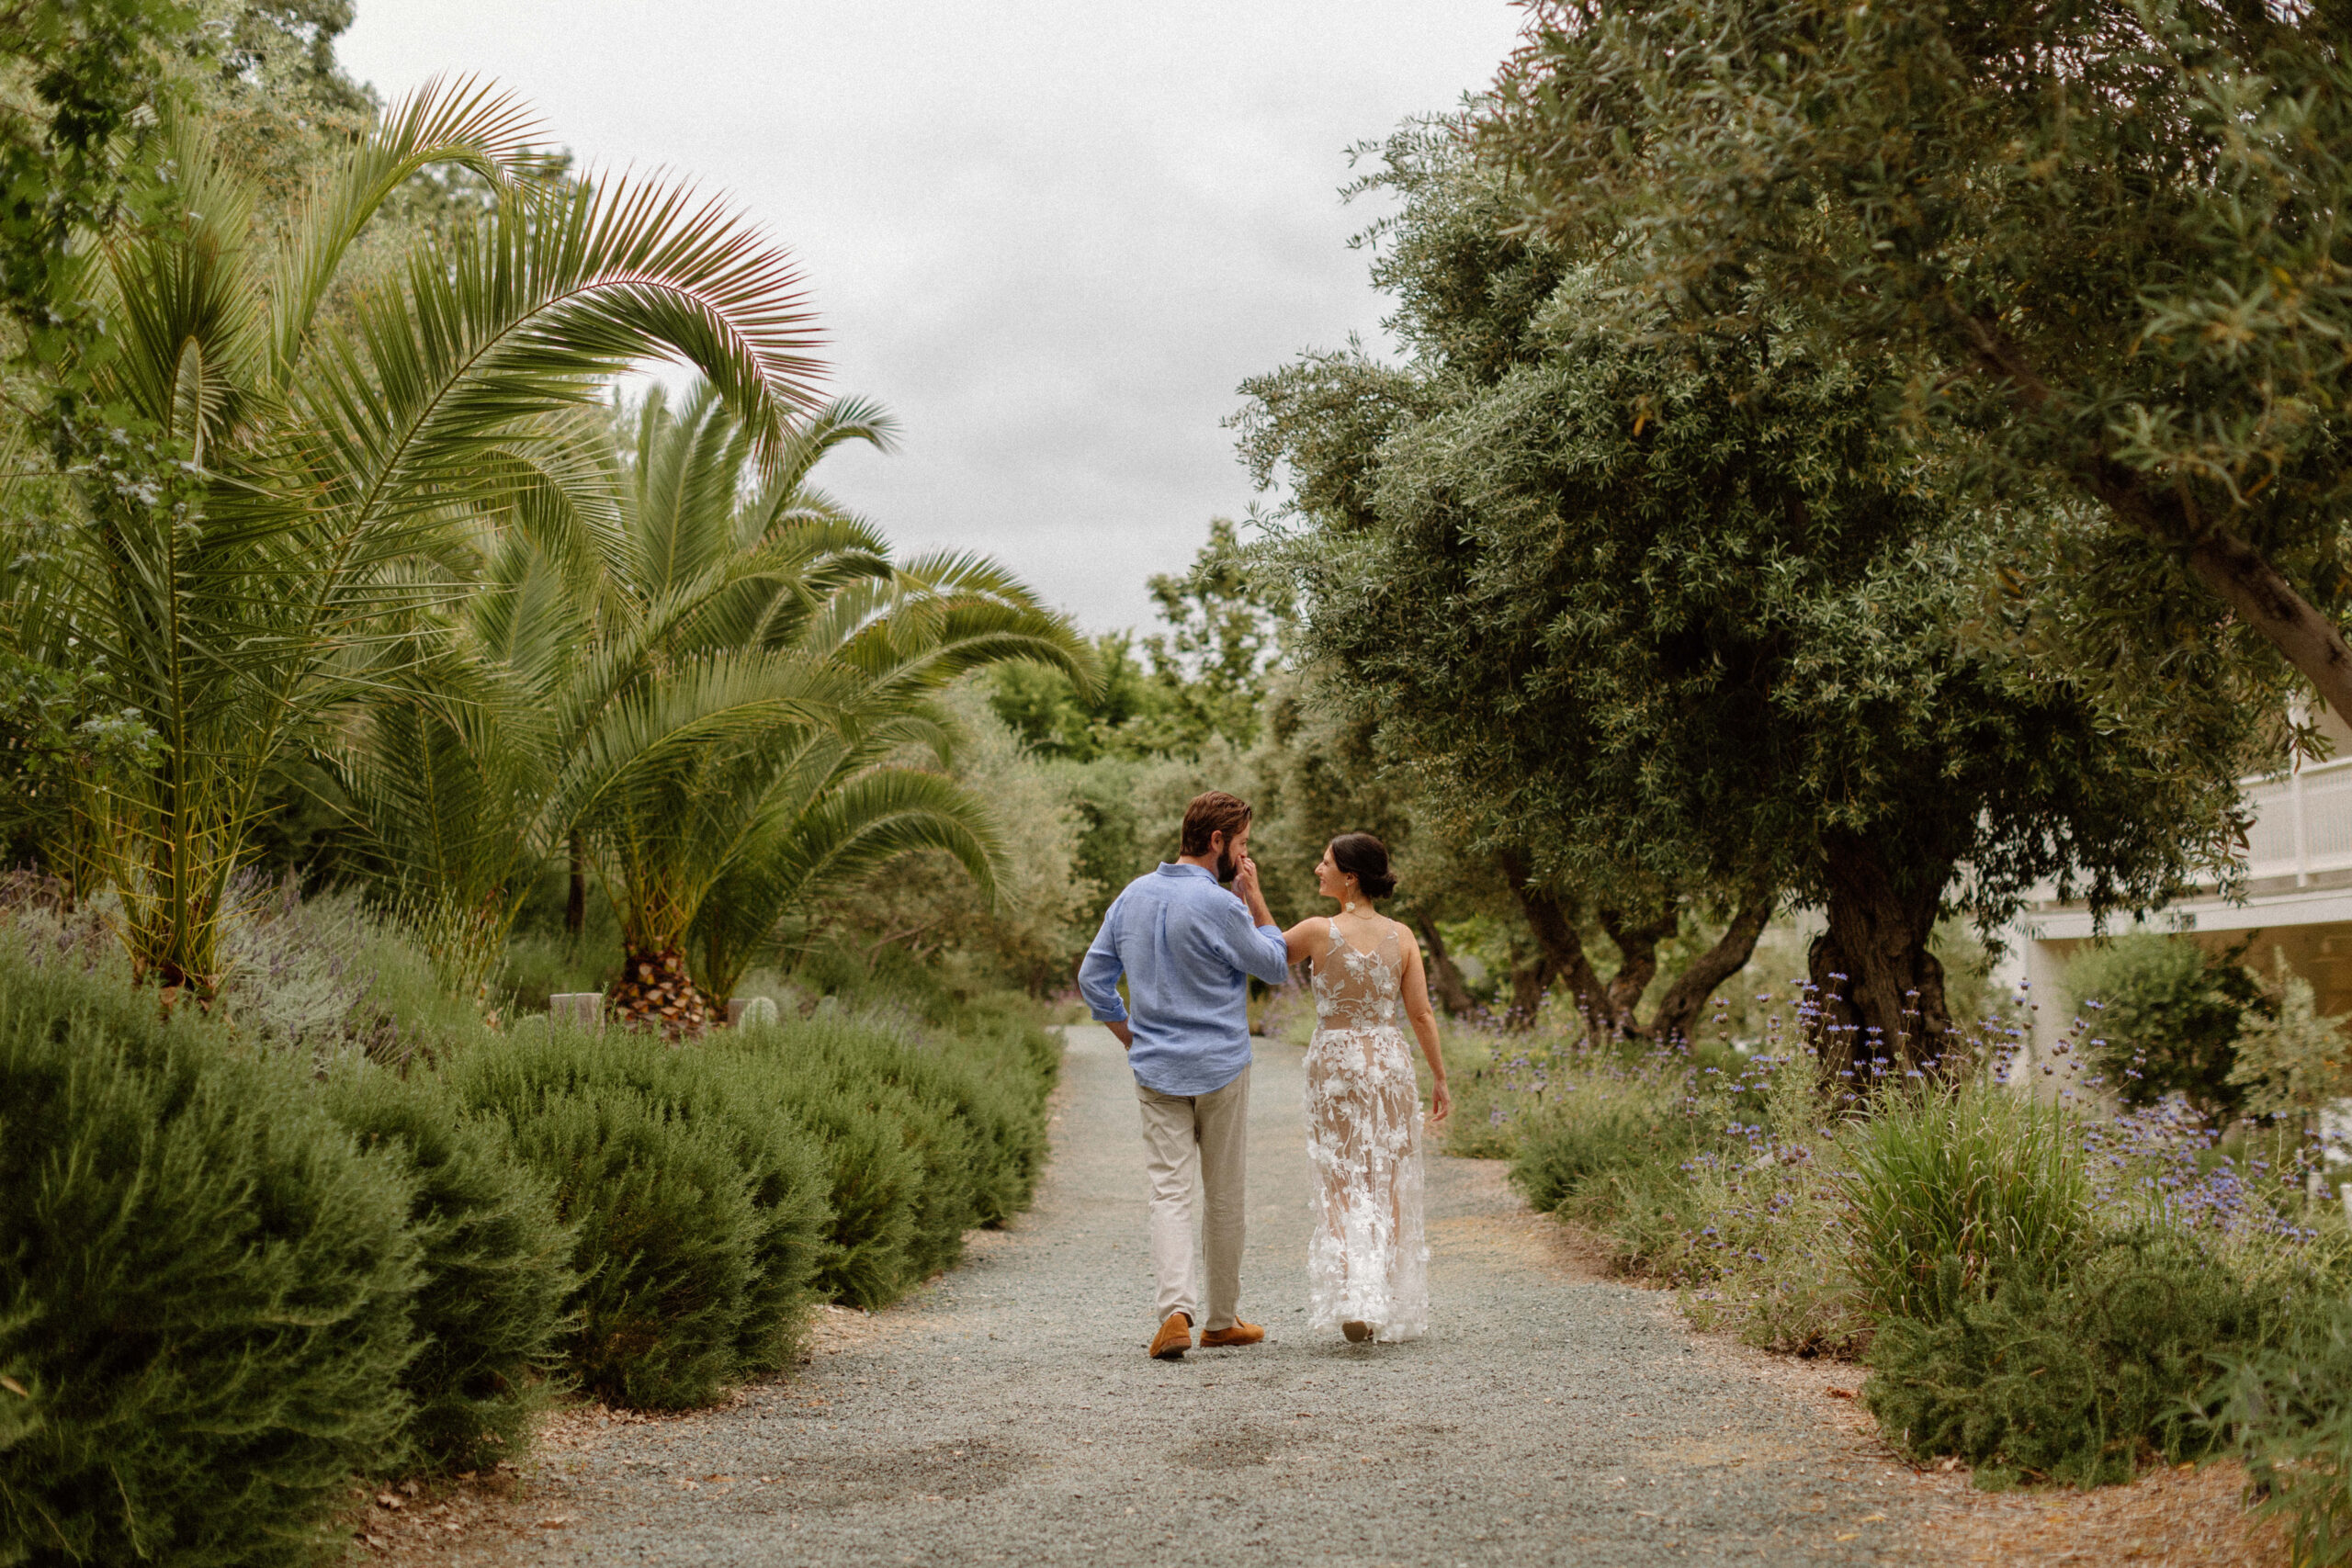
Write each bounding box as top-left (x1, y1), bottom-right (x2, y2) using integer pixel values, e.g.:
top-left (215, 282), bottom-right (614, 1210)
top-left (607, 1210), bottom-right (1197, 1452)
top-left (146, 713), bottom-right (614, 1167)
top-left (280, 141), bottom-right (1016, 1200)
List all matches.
top-left (1806, 830), bottom-right (1953, 1082)
top-left (1411, 912), bottom-right (1482, 1016)
top-left (1648, 893), bottom-right (1773, 1044)
top-left (1598, 908), bottom-right (1677, 1021)
top-left (609, 945), bottom-right (714, 1038)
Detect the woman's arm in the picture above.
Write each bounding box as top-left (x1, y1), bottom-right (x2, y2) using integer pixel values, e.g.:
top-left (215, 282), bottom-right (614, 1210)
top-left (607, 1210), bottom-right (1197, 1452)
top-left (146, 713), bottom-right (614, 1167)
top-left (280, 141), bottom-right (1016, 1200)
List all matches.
top-left (1397, 931), bottom-right (1452, 1123)
top-left (1280, 917), bottom-right (1326, 966)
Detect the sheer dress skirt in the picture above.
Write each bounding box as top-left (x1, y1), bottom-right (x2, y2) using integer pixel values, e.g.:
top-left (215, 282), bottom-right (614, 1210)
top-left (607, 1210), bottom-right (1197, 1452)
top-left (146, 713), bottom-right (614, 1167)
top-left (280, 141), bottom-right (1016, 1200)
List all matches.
top-left (1303, 1021), bottom-right (1430, 1342)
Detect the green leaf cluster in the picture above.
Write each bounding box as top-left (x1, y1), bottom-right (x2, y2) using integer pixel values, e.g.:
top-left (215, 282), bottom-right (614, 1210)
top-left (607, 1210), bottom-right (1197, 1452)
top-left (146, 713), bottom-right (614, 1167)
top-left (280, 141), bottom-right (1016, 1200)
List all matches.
top-left (1241, 128), bottom-right (2251, 1055)
top-left (1479, 0), bottom-right (2352, 728)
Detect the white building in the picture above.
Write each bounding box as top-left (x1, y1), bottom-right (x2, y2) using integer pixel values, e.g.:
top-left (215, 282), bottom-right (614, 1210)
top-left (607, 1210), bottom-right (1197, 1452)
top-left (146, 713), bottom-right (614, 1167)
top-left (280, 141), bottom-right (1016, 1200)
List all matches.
top-left (2009, 707), bottom-right (2352, 1060)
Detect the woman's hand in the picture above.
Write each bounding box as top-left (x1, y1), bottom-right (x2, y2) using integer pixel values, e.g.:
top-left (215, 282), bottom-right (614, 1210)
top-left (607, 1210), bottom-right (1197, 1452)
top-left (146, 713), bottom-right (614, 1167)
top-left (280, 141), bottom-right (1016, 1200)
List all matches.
top-left (1429, 1080), bottom-right (1452, 1125)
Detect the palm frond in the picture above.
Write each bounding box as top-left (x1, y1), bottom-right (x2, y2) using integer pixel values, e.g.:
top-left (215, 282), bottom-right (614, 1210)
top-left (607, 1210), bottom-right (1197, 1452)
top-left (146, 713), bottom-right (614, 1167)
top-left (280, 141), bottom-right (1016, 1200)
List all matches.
top-left (693, 765), bottom-right (1001, 998)
top-left (266, 76), bottom-right (543, 389)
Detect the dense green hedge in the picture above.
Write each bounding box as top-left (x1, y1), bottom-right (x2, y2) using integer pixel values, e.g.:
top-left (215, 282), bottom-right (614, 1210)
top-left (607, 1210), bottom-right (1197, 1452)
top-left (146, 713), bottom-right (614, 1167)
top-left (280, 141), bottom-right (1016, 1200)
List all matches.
top-left (0, 953), bottom-right (419, 1568)
top-left (447, 1027), bottom-right (833, 1407)
top-left (0, 942), bottom-right (1060, 1565)
top-left (319, 1067), bottom-right (574, 1473)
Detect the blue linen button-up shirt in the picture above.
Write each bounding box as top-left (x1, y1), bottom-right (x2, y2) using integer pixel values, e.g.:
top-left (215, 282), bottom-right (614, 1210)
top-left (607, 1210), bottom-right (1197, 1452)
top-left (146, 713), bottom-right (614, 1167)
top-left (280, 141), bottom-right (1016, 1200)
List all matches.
top-left (1078, 863), bottom-right (1292, 1097)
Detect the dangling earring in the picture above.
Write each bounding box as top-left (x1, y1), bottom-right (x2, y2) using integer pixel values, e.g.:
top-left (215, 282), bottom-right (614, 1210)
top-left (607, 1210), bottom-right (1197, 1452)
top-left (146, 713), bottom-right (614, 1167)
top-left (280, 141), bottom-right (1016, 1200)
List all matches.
top-left (1342, 878), bottom-right (1358, 914)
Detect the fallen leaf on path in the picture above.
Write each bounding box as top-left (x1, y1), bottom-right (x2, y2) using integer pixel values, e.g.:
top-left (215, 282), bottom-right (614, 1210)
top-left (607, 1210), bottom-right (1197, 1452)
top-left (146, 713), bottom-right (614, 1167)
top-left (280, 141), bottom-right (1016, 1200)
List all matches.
top-left (535, 1517), bottom-right (569, 1529)
top-left (1826, 1388), bottom-right (1856, 1400)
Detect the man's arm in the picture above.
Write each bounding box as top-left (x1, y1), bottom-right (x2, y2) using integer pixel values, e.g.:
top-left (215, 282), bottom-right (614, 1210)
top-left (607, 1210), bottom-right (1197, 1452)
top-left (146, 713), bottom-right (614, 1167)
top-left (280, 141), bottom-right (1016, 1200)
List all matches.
top-left (1077, 896), bottom-right (1135, 1048)
top-left (1223, 858), bottom-right (1294, 987)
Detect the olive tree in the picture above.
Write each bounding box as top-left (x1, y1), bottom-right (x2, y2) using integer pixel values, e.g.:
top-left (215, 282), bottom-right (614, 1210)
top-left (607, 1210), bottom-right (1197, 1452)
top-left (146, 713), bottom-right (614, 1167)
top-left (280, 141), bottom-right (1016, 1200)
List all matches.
top-left (1480, 0), bottom-right (2352, 741)
top-left (1240, 131), bottom-right (2250, 1064)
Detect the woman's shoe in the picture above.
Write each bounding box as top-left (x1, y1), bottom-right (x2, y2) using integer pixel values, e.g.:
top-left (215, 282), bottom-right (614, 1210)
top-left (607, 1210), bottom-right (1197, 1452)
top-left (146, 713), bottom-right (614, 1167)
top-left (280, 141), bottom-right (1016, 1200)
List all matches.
top-left (1341, 1320), bottom-right (1374, 1343)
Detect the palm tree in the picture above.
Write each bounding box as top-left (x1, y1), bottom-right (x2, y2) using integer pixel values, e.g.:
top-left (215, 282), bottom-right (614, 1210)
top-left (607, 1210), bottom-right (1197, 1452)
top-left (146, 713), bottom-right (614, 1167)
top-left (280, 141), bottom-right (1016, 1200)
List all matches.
top-left (581, 387), bottom-right (1092, 1026)
top-left (34, 79), bottom-right (822, 1001)
top-left (338, 382), bottom-right (1092, 1026)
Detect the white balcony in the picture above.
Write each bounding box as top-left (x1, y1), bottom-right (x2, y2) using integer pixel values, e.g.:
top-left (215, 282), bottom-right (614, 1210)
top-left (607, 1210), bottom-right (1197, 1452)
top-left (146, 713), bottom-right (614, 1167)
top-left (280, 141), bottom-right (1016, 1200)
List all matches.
top-left (2242, 755), bottom-right (2352, 886)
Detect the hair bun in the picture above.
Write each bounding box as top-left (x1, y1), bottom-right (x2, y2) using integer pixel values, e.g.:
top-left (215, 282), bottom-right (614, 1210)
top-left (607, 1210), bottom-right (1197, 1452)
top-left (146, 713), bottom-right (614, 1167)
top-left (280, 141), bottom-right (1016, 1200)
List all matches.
top-left (1329, 832), bottom-right (1396, 900)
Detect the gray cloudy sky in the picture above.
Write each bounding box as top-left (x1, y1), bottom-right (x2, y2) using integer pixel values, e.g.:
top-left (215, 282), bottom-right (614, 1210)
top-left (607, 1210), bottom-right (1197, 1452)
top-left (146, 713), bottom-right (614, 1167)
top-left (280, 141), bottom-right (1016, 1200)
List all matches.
top-left (339, 2), bottom-right (1523, 634)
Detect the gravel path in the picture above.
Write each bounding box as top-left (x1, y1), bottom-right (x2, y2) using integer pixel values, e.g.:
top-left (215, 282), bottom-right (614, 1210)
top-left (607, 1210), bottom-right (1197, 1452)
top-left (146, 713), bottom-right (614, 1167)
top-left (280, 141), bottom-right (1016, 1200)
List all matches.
top-left (481, 1025), bottom-right (1937, 1566)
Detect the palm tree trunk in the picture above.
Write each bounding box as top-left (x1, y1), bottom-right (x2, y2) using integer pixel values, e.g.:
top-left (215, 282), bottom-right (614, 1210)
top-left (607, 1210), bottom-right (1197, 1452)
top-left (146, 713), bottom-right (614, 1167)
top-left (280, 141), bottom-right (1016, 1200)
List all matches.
top-left (565, 832), bottom-right (587, 940)
top-left (608, 944), bottom-right (715, 1038)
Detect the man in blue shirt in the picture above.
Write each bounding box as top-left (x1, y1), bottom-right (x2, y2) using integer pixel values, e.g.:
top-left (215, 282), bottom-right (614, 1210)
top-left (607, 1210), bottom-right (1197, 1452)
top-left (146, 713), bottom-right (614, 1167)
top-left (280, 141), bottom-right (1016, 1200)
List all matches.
top-left (1079, 791), bottom-right (1292, 1360)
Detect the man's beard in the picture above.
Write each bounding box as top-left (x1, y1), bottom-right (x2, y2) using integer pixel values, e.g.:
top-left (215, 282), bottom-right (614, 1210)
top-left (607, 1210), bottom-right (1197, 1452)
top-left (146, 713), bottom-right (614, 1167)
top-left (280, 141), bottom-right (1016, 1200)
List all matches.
top-left (1216, 843), bottom-right (1240, 884)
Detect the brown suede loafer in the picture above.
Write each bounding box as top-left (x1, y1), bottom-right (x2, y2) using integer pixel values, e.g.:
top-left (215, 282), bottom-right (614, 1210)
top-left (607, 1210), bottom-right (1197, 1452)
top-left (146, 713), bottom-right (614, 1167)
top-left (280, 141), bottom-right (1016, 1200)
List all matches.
top-left (1148, 1312), bottom-right (1193, 1360)
top-left (1197, 1320), bottom-right (1264, 1348)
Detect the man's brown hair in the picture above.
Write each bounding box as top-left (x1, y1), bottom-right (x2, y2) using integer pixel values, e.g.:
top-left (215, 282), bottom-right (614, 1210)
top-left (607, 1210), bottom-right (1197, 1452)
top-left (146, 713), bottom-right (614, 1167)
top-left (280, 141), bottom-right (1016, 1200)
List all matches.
top-left (1180, 791), bottom-right (1253, 858)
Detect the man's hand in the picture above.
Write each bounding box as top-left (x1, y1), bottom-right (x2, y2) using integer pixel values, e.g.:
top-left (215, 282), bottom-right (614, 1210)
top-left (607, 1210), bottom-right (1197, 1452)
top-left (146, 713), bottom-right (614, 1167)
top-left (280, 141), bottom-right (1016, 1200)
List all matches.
top-left (1233, 855), bottom-right (1273, 924)
top-left (1107, 1020), bottom-right (1134, 1050)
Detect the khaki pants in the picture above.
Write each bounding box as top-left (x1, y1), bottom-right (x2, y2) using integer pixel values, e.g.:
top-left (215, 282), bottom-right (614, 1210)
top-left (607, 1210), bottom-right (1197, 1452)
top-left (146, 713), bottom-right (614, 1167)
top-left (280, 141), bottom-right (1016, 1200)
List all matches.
top-left (1135, 1066), bottom-right (1250, 1333)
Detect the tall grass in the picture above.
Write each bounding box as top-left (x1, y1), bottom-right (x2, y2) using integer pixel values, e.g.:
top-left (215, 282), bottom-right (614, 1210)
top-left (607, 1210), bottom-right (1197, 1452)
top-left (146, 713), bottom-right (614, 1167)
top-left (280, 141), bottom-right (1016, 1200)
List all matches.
top-left (1844, 1076), bottom-right (2092, 1324)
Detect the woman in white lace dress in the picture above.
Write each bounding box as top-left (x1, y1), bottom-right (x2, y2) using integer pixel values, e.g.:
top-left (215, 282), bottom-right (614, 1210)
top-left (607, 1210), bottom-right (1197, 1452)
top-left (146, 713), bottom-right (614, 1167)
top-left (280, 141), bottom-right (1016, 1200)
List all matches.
top-left (1283, 833), bottom-right (1451, 1343)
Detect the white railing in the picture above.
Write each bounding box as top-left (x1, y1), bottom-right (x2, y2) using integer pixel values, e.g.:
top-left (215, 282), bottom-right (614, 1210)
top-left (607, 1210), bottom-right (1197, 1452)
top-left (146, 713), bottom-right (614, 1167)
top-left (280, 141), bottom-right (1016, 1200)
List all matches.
top-left (2242, 755), bottom-right (2352, 885)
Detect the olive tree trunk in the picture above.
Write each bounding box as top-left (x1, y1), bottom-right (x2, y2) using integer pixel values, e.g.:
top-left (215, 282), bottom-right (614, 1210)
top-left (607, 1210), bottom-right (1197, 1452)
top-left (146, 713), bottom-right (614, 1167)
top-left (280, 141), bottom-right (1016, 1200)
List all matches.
top-left (1806, 829), bottom-right (1955, 1083)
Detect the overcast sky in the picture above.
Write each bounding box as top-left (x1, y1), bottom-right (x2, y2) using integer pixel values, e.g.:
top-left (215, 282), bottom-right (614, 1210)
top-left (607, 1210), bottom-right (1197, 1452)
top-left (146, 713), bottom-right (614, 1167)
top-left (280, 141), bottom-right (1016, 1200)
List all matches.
top-left (338, 2), bottom-right (1524, 634)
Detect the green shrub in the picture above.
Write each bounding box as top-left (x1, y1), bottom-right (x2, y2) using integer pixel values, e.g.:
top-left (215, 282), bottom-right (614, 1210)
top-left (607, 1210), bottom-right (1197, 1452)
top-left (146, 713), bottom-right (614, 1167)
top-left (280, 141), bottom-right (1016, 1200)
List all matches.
top-left (2065, 932), bottom-right (2261, 1118)
top-left (2216, 1294), bottom-right (2352, 1567)
top-left (1512, 1095), bottom-right (1699, 1214)
top-left (1846, 1076), bottom-right (2090, 1325)
top-left (447, 1027), bottom-right (831, 1403)
top-left (735, 1020), bottom-right (989, 1283)
top-left (1865, 1235), bottom-right (2289, 1489)
top-left (321, 1066), bottom-right (574, 1472)
top-left (492, 1078), bottom-right (758, 1409)
top-left (0, 951), bottom-right (420, 1567)
top-left (746, 1061), bottom-right (924, 1309)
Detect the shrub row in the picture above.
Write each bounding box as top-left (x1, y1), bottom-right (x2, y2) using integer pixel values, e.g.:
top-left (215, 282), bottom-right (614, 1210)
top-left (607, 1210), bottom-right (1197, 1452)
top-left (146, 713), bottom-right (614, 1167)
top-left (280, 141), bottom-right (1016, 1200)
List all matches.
top-left (0, 945), bottom-right (1057, 1567)
top-left (1491, 1021), bottom-right (2352, 1526)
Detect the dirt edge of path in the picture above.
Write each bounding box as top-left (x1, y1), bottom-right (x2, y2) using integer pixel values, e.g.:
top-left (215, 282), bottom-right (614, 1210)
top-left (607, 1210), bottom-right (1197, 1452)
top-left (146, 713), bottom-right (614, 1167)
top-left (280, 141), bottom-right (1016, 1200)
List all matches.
top-left (1528, 1206), bottom-right (2289, 1568)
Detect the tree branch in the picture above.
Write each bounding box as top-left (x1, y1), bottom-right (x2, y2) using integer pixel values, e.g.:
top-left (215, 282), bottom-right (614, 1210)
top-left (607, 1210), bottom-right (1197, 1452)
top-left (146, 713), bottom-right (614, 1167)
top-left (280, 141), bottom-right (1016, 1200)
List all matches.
top-left (1645, 892), bottom-right (1772, 1043)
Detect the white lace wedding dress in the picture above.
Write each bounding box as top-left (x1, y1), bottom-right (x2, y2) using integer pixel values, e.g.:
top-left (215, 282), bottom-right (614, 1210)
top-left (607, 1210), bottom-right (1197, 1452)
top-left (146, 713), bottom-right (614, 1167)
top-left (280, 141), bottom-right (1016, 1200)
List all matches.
top-left (1304, 916), bottom-right (1430, 1342)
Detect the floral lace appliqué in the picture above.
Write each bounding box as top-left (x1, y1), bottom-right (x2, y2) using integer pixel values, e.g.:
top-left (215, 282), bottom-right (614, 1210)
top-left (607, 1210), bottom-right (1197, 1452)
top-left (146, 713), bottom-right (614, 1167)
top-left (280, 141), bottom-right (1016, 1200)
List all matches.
top-left (1304, 917), bottom-right (1429, 1343)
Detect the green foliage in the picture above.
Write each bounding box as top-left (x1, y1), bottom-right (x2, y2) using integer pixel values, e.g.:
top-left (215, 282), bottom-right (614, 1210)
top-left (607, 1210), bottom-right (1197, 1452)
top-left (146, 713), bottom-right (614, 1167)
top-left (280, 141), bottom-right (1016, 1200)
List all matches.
top-left (2229, 953), bottom-right (2352, 1122)
top-left (0, 0), bottom-right (195, 423)
top-left (0, 650), bottom-right (162, 875)
top-left (5, 73), bottom-right (831, 998)
top-left (320, 1066), bottom-right (574, 1475)
top-left (1865, 1236), bottom-right (2286, 1490)
top-left (1844, 1077), bottom-right (2092, 1325)
top-left (492, 1075), bottom-right (756, 1410)
top-left (0, 943), bottom-right (420, 1566)
top-left (447, 1026), bottom-right (831, 1404)
top-left (2066, 934), bottom-right (2261, 1118)
top-left (799, 681), bottom-right (1098, 998)
top-left (740, 1053), bottom-right (923, 1310)
top-left (1479, 0), bottom-right (2352, 725)
top-left (1513, 1095), bottom-right (1696, 1215)
top-left (986, 517), bottom-right (1292, 763)
top-left (987, 633), bottom-right (1170, 762)
top-left (2217, 1296), bottom-right (2352, 1566)
top-left (1239, 126), bottom-right (2244, 1060)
